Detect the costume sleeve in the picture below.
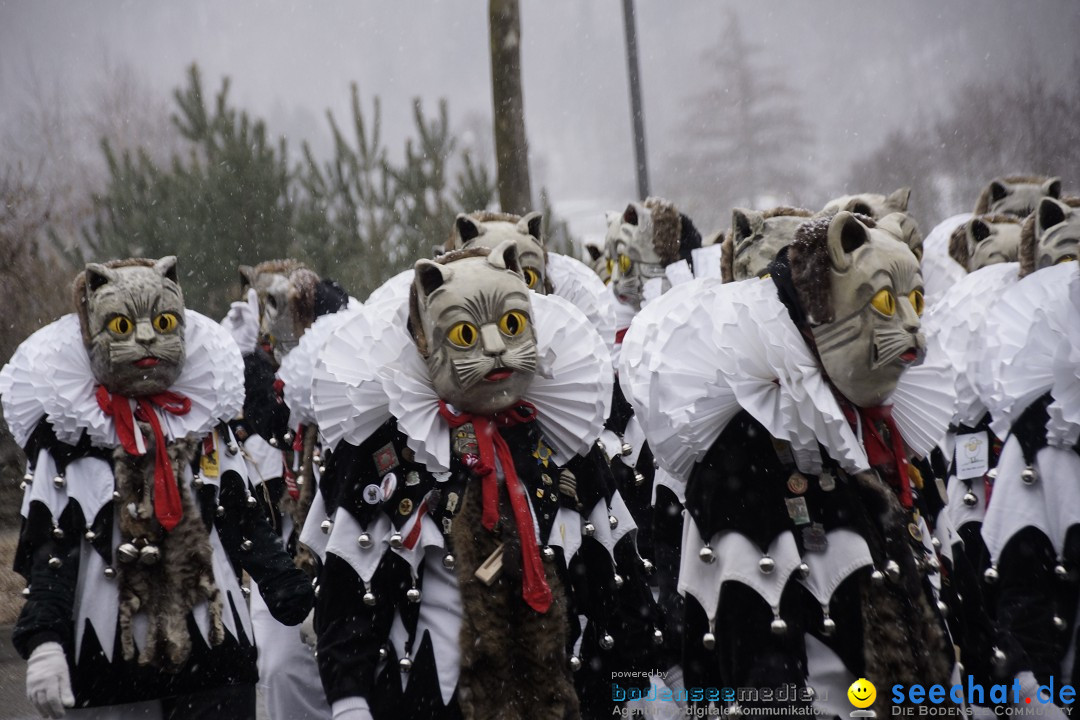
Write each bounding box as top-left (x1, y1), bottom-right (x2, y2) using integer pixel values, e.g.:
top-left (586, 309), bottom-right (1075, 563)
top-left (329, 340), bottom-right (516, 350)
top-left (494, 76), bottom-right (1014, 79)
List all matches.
top-left (240, 348), bottom-right (290, 444)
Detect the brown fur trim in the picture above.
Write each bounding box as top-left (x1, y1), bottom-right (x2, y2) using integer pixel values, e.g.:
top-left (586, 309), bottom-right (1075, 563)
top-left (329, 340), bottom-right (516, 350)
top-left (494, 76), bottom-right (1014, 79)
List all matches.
top-left (762, 206), bottom-right (813, 220)
top-left (115, 434), bottom-right (224, 670)
top-left (1019, 213), bottom-right (1036, 278)
top-left (407, 247), bottom-right (492, 358)
top-left (452, 476), bottom-right (578, 720)
top-left (974, 175), bottom-right (1053, 215)
top-left (251, 259), bottom-right (308, 277)
top-left (287, 267), bottom-right (321, 333)
top-left (849, 471), bottom-right (953, 715)
top-left (644, 197), bottom-right (681, 266)
top-left (73, 258), bottom-right (159, 345)
top-left (789, 213), bottom-right (876, 325)
top-left (720, 233), bottom-right (734, 283)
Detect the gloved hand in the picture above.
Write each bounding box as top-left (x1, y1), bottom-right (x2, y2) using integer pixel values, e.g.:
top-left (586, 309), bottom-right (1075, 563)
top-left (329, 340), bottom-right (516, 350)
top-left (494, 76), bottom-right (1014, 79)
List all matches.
top-left (1015, 671), bottom-right (1068, 718)
top-left (259, 567), bottom-right (315, 626)
top-left (26, 642), bottom-right (74, 719)
top-left (221, 288), bottom-right (261, 354)
top-left (299, 608), bottom-right (317, 650)
top-left (332, 696), bottom-right (373, 720)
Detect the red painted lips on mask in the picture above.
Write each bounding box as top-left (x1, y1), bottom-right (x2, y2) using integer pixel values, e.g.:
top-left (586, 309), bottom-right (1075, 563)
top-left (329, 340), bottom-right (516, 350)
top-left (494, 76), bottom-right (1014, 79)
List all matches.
top-left (134, 357), bottom-right (160, 368)
top-left (484, 368), bottom-right (514, 382)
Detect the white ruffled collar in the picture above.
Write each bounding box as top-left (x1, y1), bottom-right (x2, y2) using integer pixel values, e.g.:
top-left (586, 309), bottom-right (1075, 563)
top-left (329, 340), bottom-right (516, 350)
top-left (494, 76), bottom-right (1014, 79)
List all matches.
top-left (619, 276), bottom-right (956, 480)
top-left (1, 311), bottom-right (244, 449)
top-left (314, 292), bottom-right (612, 471)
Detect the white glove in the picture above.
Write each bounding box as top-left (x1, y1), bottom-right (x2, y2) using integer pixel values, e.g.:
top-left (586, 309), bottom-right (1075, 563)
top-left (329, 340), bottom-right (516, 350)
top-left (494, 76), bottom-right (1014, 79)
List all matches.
top-left (299, 608), bottom-right (317, 650)
top-left (332, 696), bottom-right (373, 720)
top-left (1015, 671), bottom-right (1067, 718)
top-left (26, 642), bottom-right (74, 719)
top-left (221, 288), bottom-right (261, 353)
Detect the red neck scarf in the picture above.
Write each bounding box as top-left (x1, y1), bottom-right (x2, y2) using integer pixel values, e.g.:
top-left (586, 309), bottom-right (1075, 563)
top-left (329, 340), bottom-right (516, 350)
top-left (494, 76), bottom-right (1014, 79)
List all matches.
top-left (843, 402), bottom-right (913, 509)
top-left (437, 399), bottom-right (552, 614)
top-left (96, 386), bottom-right (192, 531)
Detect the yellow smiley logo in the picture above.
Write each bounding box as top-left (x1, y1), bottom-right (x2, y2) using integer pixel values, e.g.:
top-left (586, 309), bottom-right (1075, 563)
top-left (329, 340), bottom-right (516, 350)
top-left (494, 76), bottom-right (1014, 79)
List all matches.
top-left (848, 678), bottom-right (876, 709)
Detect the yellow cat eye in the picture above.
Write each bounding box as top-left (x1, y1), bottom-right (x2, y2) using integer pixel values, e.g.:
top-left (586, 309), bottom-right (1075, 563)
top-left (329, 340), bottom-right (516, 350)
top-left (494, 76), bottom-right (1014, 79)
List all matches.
top-left (498, 310), bottom-right (529, 337)
top-left (618, 255), bottom-right (632, 273)
top-left (523, 268), bottom-right (540, 289)
top-left (1056, 255), bottom-right (1077, 265)
top-left (107, 315), bottom-right (134, 336)
top-left (447, 321), bottom-right (478, 348)
top-left (605, 259), bottom-right (614, 274)
top-left (154, 312), bottom-right (180, 333)
top-left (871, 289), bottom-right (896, 317)
top-left (908, 290), bottom-right (925, 317)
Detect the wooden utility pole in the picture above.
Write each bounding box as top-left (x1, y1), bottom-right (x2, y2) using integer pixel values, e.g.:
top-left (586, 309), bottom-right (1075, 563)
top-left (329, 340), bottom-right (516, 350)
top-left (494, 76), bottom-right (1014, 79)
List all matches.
top-left (622, 0), bottom-right (650, 200)
top-left (489, 0), bottom-right (533, 214)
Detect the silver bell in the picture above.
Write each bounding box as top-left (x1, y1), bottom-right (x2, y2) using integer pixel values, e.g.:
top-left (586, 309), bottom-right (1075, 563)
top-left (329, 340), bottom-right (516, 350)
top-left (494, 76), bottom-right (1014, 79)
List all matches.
top-left (283, 431), bottom-right (294, 444)
top-left (103, 566), bottom-right (116, 579)
top-left (771, 617), bottom-right (788, 635)
top-left (758, 556), bottom-right (775, 574)
top-left (139, 545), bottom-right (161, 565)
top-left (399, 656), bottom-right (412, 673)
top-left (620, 442), bottom-right (633, 457)
top-left (22, 472), bottom-right (32, 483)
top-left (987, 467), bottom-right (998, 480)
top-left (870, 569), bottom-right (885, 585)
top-left (821, 615), bottom-right (836, 636)
top-left (358, 533), bottom-right (373, 549)
top-left (583, 522), bottom-right (596, 537)
top-left (246, 495), bottom-right (258, 508)
top-left (269, 437), bottom-right (279, 448)
top-left (937, 600), bottom-right (949, 617)
top-left (984, 565), bottom-right (1000, 583)
top-left (112, 491), bottom-right (121, 501)
top-left (926, 556), bottom-right (940, 575)
top-left (319, 465), bottom-right (327, 474)
top-left (613, 573), bottom-right (624, 589)
top-left (608, 514), bottom-right (619, 530)
top-left (362, 591), bottom-right (376, 607)
top-left (596, 440), bottom-right (606, 454)
top-left (51, 527), bottom-right (64, 540)
top-left (641, 558), bottom-right (655, 574)
top-left (21, 587), bottom-right (29, 597)
top-left (406, 587), bottom-right (422, 603)
top-left (797, 562), bottom-right (810, 579)
top-left (19, 481), bottom-right (27, 491)
top-left (542, 546), bottom-right (555, 561)
top-left (569, 655), bottom-right (582, 672)
top-left (379, 647), bottom-right (388, 661)
top-left (193, 475), bottom-right (204, 488)
top-left (443, 554), bottom-right (456, 570)
top-left (600, 633), bottom-right (615, 650)
top-left (389, 532), bottom-right (403, 549)
top-left (963, 491), bottom-right (978, 507)
top-left (699, 546), bottom-right (716, 564)
top-left (313, 585), bottom-right (320, 598)
top-left (633, 471), bottom-right (646, 487)
top-left (216, 505), bottom-right (226, 517)
top-left (1021, 466), bottom-right (1038, 485)
top-left (47, 557), bottom-right (62, 570)
top-left (931, 537), bottom-right (942, 550)
top-left (84, 530), bottom-right (96, 541)
top-left (702, 632), bottom-right (716, 650)
top-left (1054, 615), bottom-right (1067, 632)
top-left (226, 442), bottom-right (239, 455)
top-left (296, 474), bottom-right (305, 486)
top-left (312, 453), bottom-right (322, 465)
top-left (992, 647), bottom-right (1007, 667)
top-left (117, 543), bottom-right (140, 563)
top-left (653, 628), bottom-right (664, 645)
top-left (241, 586), bottom-right (251, 598)
top-left (52, 475), bottom-right (65, 489)
top-left (1056, 562), bottom-right (1070, 580)
top-left (320, 519), bottom-right (332, 534)
top-left (884, 560), bottom-right (901, 583)
top-left (241, 539), bottom-right (254, 552)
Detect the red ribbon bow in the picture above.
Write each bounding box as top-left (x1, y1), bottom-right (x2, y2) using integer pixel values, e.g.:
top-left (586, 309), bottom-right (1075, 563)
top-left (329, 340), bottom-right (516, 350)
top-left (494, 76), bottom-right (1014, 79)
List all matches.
top-left (437, 400), bottom-right (552, 614)
top-left (850, 404), bottom-right (913, 509)
top-left (96, 386), bottom-right (192, 531)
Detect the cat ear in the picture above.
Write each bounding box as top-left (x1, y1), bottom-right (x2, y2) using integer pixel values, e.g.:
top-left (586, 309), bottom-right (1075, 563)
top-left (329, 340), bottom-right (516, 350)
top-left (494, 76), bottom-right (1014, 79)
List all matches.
top-left (826, 211), bottom-right (869, 272)
top-left (154, 256), bottom-right (179, 284)
top-left (238, 265), bottom-right (256, 290)
top-left (968, 218), bottom-right (992, 244)
top-left (1044, 177), bottom-right (1062, 199)
top-left (455, 214), bottom-right (483, 246)
top-left (990, 180), bottom-right (1009, 205)
top-left (85, 263), bottom-right (117, 293)
top-left (517, 211), bottom-right (544, 245)
top-left (486, 239), bottom-right (523, 277)
top-left (844, 198), bottom-right (874, 216)
top-left (1036, 197), bottom-right (1069, 236)
top-left (622, 203), bottom-right (639, 226)
top-left (887, 187), bottom-right (911, 212)
top-left (414, 260), bottom-right (453, 302)
top-left (731, 208), bottom-right (762, 245)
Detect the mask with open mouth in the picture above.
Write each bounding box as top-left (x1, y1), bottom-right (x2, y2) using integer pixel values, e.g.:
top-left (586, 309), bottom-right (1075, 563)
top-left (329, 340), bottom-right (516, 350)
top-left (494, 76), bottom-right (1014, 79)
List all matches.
top-left (410, 240), bottom-right (538, 416)
top-left (791, 212), bottom-right (925, 408)
top-left (76, 256), bottom-right (187, 397)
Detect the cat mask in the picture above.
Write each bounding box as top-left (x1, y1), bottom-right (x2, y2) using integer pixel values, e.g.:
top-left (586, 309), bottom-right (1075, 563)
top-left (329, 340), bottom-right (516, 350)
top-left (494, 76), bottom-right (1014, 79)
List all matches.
top-left (447, 211), bottom-right (548, 293)
top-left (948, 216), bottom-right (1021, 271)
top-left (607, 198), bottom-right (681, 310)
top-left (820, 187), bottom-right (911, 220)
top-left (725, 207), bottom-right (812, 281)
top-left (75, 256), bottom-right (186, 397)
top-left (1022, 197), bottom-right (1080, 275)
top-left (976, 175), bottom-right (1061, 217)
top-left (793, 212), bottom-right (925, 408)
top-left (410, 241), bottom-right (538, 415)
top-left (238, 260), bottom-right (321, 364)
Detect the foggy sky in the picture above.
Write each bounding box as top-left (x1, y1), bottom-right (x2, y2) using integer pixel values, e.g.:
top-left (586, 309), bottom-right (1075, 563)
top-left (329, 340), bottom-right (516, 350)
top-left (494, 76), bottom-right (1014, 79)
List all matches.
top-left (1, 0), bottom-right (1077, 240)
